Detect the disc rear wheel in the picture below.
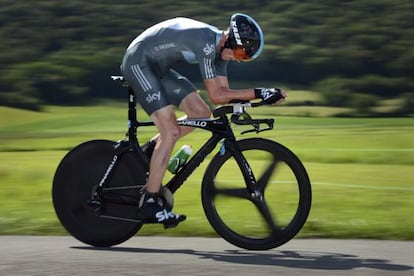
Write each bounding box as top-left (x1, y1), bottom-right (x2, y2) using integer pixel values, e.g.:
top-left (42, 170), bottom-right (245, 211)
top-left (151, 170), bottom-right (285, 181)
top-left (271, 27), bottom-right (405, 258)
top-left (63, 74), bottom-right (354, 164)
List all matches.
top-left (52, 140), bottom-right (147, 247)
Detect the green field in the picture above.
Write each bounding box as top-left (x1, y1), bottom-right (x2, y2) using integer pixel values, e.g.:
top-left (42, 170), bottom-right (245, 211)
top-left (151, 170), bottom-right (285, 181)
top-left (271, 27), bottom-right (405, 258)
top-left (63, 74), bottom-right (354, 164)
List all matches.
top-left (0, 102), bottom-right (413, 240)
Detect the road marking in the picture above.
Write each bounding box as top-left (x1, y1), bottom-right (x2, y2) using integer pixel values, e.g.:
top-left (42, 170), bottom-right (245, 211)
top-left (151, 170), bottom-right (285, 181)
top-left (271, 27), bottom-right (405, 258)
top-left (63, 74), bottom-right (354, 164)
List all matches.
top-left (204, 179), bottom-right (414, 192)
top-left (311, 181), bottom-right (414, 191)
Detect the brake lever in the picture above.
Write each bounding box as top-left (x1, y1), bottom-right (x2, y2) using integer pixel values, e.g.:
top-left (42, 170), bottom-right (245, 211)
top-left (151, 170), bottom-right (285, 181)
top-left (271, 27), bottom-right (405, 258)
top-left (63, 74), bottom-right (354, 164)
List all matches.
top-left (239, 118), bottom-right (274, 135)
top-left (241, 126), bottom-right (259, 135)
top-left (240, 124), bottom-right (273, 135)
top-left (230, 113), bottom-right (252, 125)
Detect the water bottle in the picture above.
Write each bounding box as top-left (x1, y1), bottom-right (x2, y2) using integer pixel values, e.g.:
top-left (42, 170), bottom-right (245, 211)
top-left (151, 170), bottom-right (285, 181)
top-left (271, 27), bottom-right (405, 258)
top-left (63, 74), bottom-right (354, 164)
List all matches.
top-left (167, 145), bottom-right (192, 174)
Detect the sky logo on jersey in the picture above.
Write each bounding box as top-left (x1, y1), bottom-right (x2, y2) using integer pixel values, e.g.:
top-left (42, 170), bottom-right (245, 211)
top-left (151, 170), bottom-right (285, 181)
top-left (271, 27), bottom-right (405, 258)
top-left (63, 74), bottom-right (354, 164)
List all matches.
top-left (146, 91), bottom-right (161, 103)
top-left (203, 43), bottom-right (215, 55)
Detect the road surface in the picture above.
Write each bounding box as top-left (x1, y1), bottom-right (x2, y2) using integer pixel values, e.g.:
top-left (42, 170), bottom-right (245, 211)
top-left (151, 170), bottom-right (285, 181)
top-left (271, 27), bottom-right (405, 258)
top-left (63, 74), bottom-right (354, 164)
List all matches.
top-left (0, 236), bottom-right (413, 275)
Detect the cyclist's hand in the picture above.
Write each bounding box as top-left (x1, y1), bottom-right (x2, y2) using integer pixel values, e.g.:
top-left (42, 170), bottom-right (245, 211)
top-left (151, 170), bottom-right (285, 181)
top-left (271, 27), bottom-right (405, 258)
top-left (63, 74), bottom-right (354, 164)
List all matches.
top-left (254, 88), bottom-right (287, 105)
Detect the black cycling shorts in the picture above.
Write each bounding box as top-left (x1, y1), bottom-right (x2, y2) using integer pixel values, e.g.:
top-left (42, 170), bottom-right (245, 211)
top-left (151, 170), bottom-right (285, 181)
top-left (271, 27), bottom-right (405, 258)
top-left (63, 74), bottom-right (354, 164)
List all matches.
top-left (121, 53), bottom-right (196, 115)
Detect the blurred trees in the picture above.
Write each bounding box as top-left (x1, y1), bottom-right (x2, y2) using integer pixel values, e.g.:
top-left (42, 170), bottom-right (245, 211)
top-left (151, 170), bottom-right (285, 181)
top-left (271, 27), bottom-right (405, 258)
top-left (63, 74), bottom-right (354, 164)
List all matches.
top-left (0, 0), bottom-right (413, 113)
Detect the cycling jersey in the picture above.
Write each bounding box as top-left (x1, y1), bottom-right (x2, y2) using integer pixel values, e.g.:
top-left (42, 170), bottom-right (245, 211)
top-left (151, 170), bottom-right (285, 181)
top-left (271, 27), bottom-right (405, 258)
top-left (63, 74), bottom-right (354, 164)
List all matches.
top-left (121, 17), bottom-right (228, 115)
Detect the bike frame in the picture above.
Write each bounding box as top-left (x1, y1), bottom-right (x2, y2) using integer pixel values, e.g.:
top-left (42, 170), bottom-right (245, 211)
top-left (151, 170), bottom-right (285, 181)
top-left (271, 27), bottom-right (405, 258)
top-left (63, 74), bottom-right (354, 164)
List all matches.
top-left (93, 78), bottom-right (273, 205)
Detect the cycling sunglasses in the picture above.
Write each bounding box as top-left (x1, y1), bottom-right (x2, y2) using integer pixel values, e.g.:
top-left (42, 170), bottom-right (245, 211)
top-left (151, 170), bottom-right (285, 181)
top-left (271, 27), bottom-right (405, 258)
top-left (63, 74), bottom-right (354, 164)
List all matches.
top-left (232, 47), bottom-right (252, 61)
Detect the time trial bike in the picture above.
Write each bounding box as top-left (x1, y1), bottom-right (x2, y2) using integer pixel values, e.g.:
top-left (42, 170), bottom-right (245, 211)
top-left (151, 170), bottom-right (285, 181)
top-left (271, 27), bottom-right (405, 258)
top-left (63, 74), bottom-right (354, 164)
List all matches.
top-left (52, 76), bottom-right (312, 250)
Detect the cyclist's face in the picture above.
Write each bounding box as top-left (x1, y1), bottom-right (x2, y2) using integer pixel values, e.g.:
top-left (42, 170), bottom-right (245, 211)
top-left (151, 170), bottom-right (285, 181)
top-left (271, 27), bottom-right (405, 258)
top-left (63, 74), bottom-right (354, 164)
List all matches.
top-left (220, 31), bottom-right (247, 62)
top-left (220, 48), bottom-right (237, 61)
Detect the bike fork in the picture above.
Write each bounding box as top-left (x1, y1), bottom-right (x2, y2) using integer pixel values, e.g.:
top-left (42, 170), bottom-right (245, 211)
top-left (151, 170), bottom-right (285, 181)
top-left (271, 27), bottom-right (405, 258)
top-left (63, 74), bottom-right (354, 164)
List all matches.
top-left (223, 139), bottom-right (262, 200)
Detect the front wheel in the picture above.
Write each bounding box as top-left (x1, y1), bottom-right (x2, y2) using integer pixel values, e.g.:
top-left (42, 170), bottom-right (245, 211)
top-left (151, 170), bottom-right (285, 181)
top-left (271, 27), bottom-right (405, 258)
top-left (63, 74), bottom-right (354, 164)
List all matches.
top-left (202, 138), bottom-right (311, 250)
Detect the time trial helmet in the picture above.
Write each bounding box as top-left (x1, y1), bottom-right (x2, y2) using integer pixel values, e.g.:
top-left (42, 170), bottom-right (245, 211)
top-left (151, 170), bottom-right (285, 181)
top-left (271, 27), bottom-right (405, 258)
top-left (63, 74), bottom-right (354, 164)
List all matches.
top-left (226, 13), bottom-right (264, 62)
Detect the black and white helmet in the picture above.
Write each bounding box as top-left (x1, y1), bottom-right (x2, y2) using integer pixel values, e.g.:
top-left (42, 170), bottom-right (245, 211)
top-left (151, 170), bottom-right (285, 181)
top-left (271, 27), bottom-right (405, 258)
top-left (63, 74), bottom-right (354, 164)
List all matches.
top-left (226, 13), bottom-right (264, 62)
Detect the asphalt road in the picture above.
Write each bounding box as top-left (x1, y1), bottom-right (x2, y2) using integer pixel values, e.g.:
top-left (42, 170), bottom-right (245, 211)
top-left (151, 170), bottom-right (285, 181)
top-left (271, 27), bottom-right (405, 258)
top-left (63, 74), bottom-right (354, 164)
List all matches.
top-left (0, 236), bottom-right (413, 275)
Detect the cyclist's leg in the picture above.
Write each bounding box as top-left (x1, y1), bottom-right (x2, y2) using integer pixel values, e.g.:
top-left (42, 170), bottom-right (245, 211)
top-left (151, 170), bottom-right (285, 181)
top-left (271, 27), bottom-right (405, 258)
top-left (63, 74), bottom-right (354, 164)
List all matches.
top-left (142, 90), bottom-right (210, 144)
top-left (178, 92), bottom-right (211, 137)
top-left (140, 105), bottom-right (186, 227)
top-left (141, 69), bottom-right (211, 152)
top-left (147, 105), bottom-right (180, 193)
top-left (140, 69), bottom-right (210, 178)
top-left (121, 59), bottom-right (186, 226)
top-left (163, 69), bottom-right (211, 137)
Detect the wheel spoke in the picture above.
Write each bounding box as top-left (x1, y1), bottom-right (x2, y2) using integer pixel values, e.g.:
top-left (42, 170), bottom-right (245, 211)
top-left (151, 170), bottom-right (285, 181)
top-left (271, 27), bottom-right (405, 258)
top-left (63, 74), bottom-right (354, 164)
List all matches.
top-left (214, 186), bottom-right (251, 200)
top-left (257, 158), bottom-right (279, 192)
top-left (254, 199), bottom-right (282, 234)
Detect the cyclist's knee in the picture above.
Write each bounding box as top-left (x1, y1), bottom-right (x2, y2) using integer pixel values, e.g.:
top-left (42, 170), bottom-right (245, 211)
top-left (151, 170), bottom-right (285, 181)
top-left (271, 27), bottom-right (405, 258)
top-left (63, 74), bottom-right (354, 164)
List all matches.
top-left (156, 123), bottom-right (181, 145)
top-left (180, 93), bottom-right (211, 118)
top-left (165, 124), bottom-right (181, 142)
top-left (194, 104), bottom-right (211, 118)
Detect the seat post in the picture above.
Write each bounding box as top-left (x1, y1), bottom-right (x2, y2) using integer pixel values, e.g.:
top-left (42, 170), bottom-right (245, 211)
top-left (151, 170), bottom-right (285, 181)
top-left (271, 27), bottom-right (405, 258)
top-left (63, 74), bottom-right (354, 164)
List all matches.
top-left (110, 75), bottom-right (139, 144)
top-left (127, 86), bottom-right (138, 143)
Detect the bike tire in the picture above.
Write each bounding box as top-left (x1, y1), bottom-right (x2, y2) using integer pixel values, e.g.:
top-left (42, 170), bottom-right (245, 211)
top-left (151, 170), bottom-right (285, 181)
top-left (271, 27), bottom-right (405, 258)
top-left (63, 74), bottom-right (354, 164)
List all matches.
top-left (201, 138), bottom-right (311, 250)
top-left (52, 140), bottom-right (146, 247)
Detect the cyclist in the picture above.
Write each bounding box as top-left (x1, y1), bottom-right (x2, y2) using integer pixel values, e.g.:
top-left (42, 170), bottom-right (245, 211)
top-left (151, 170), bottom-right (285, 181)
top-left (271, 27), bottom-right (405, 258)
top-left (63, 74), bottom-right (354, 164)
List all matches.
top-left (120, 13), bottom-right (286, 227)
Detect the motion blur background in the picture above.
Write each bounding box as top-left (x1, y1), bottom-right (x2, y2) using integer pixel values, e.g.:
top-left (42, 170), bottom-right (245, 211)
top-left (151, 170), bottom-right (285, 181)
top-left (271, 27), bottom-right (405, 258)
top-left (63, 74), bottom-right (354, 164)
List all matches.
top-left (1, 0), bottom-right (413, 114)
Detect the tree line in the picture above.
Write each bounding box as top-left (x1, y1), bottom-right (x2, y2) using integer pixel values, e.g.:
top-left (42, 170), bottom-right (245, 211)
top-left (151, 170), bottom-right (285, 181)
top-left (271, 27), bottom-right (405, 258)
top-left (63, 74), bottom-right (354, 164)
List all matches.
top-left (0, 0), bottom-right (413, 114)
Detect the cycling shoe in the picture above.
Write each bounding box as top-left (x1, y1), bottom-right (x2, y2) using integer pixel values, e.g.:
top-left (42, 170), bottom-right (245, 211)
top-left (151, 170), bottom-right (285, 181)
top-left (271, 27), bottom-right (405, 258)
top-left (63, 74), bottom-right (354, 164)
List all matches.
top-left (138, 192), bottom-right (186, 228)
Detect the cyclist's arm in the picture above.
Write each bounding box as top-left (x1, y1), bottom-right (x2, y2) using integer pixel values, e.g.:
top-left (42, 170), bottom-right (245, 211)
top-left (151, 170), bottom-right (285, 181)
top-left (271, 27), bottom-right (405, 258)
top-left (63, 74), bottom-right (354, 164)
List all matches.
top-left (204, 76), bottom-right (255, 104)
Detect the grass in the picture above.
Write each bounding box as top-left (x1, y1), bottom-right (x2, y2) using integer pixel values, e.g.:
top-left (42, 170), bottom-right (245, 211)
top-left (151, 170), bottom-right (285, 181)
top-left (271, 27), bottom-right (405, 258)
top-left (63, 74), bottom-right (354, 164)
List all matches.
top-left (0, 101), bottom-right (413, 240)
